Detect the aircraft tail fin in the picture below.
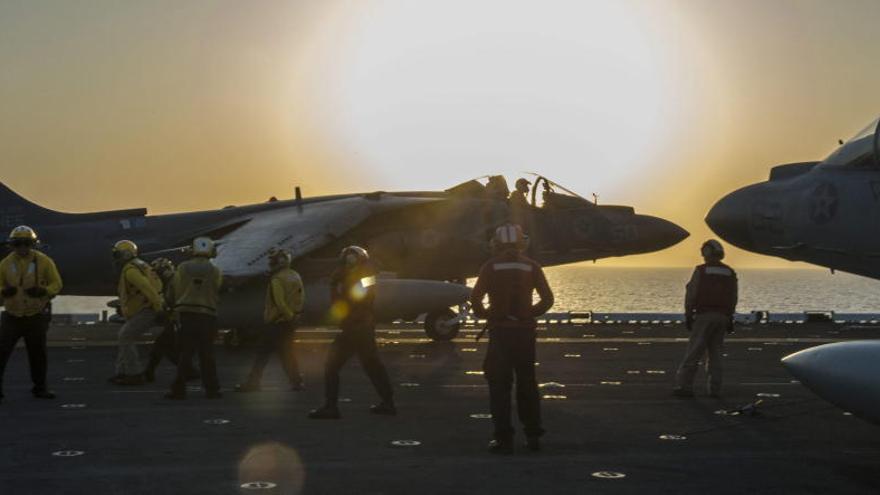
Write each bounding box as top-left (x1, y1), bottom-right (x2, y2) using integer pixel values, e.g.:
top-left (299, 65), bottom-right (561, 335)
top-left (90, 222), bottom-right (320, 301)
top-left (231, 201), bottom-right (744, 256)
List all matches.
top-left (0, 182), bottom-right (67, 229)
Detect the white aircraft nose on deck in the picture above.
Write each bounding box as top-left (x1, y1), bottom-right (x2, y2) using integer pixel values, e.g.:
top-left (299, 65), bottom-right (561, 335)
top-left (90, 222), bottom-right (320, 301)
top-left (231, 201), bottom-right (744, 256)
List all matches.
top-left (782, 340), bottom-right (880, 424)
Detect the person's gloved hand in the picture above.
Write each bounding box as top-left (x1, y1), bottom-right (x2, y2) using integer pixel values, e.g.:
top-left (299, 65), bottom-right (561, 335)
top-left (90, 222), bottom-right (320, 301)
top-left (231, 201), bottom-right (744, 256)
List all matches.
top-left (25, 287), bottom-right (48, 298)
top-left (727, 317), bottom-right (736, 335)
top-left (1, 286), bottom-right (17, 298)
top-left (685, 314), bottom-right (694, 332)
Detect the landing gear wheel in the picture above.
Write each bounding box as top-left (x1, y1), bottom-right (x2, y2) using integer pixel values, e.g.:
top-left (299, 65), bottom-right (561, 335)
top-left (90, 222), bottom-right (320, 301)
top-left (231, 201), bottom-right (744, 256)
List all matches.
top-left (425, 309), bottom-right (460, 341)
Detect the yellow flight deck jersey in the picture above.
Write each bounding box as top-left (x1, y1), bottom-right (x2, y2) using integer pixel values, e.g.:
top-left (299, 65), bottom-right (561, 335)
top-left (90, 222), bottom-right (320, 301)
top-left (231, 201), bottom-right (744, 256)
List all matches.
top-left (117, 259), bottom-right (164, 318)
top-left (173, 257), bottom-right (222, 316)
top-left (264, 267), bottom-right (305, 323)
top-left (0, 251), bottom-right (63, 317)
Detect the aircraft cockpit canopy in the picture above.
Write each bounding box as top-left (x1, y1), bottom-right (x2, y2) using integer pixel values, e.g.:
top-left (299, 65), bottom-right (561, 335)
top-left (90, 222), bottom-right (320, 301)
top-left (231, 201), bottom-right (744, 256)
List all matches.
top-left (821, 116), bottom-right (880, 168)
top-left (446, 173), bottom-right (591, 208)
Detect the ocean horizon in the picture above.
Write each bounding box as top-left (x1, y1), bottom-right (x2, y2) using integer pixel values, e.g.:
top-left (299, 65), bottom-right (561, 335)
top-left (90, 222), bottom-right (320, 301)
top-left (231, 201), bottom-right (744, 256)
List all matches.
top-left (49, 266), bottom-right (880, 316)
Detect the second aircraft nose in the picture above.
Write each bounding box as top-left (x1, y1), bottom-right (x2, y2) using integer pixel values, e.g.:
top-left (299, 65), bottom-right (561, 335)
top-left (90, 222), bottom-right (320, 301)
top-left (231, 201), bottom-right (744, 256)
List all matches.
top-left (706, 187), bottom-right (754, 250)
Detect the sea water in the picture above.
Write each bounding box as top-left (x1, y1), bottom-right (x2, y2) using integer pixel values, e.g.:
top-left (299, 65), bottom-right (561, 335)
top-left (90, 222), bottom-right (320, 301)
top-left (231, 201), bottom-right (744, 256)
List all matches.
top-left (51, 266), bottom-right (880, 315)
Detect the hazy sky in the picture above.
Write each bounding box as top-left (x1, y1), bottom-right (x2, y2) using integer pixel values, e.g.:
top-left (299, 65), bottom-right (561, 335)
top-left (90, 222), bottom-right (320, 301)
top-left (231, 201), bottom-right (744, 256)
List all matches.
top-left (2, 0), bottom-right (880, 267)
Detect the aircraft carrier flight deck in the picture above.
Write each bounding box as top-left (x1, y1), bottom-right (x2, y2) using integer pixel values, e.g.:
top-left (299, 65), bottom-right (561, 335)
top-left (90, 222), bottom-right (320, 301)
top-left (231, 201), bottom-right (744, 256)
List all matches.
top-left (1, 320), bottom-right (879, 495)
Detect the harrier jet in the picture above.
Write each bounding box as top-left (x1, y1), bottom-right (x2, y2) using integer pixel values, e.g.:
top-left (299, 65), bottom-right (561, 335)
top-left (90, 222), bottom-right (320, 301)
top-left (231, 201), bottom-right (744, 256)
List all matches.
top-left (707, 116), bottom-right (880, 421)
top-left (0, 174), bottom-right (688, 340)
top-left (707, 116), bottom-right (880, 278)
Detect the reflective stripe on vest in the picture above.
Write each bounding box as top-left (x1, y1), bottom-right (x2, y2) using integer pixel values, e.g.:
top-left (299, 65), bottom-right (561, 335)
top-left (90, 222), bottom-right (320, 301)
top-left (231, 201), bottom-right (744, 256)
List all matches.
top-left (705, 266), bottom-right (733, 277)
top-left (493, 262), bottom-right (533, 272)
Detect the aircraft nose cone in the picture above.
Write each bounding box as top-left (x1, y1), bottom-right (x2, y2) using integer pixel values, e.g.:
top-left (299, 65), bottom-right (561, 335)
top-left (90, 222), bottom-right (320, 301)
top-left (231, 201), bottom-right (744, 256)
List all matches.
top-left (706, 188), bottom-right (753, 250)
top-left (654, 218), bottom-right (690, 249)
top-left (782, 341), bottom-right (880, 423)
top-left (627, 215), bottom-right (689, 253)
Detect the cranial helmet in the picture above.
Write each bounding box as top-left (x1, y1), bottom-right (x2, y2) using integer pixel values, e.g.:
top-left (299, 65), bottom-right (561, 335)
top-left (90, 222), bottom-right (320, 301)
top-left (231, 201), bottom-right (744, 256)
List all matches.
top-left (701, 239), bottom-right (725, 260)
top-left (112, 240), bottom-right (138, 261)
top-left (492, 223), bottom-right (528, 252)
top-left (268, 247), bottom-right (292, 269)
top-left (150, 257), bottom-right (174, 277)
top-left (191, 237), bottom-right (216, 258)
top-left (340, 246), bottom-right (369, 267)
top-left (8, 225), bottom-right (38, 245)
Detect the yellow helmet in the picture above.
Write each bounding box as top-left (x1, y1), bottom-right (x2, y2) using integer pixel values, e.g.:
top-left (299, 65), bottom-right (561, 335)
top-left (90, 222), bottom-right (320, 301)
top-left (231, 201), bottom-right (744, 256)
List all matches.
top-left (8, 225), bottom-right (38, 244)
top-left (268, 247), bottom-right (292, 269)
top-left (112, 240), bottom-right (139, 261)
top-left (150, 257), bottom-right (175, 277)
top-left (191, 236), bottom-right (216, 257)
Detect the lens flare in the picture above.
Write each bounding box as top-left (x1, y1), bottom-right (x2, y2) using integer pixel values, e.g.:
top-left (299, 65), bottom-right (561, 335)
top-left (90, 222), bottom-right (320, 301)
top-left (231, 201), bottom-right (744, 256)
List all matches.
top-left (238, 442), bottom-right (305, 495)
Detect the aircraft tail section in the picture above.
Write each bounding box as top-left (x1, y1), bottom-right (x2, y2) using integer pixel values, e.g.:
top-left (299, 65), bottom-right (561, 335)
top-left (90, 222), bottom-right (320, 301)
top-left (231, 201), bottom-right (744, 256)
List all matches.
top-left (0, 182), bottom-right (68, 229)
top-left (1, 182), bottom-right (149, 230)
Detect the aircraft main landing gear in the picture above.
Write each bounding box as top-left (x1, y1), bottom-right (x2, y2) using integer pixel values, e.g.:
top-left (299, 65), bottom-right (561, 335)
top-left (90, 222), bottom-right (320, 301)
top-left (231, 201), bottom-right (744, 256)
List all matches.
top-left (424, 304), bottom-right (469, 341)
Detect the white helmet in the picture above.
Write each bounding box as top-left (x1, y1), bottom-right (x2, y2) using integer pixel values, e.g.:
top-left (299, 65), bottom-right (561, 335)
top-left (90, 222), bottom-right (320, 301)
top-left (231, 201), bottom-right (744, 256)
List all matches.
top-left (192, 237), bottom-right (216, 258)
top-left (701, 239), bottom-right (725, 260)
top-left (491, 223), bottom-right (528, 252)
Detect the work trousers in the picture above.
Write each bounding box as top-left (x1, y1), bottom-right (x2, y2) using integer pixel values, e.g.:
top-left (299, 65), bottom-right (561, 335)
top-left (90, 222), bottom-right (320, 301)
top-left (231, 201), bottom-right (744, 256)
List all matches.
top-left (171, 313), bottom-right (220, 395)
top-left (0, 312), bottom-right (50, 394)
top-left (675, 311), bottom-right (728, 394)
top-left (483, 327), bottom-right (543, 440)
top-left (246, 322), bottom-right (301, 385)
top-left (114, 309), bottom-right (158, 376)
top-left (146, 322), bottom-right (179, 372)
top-left (324, 325), bottom-right (393, 405)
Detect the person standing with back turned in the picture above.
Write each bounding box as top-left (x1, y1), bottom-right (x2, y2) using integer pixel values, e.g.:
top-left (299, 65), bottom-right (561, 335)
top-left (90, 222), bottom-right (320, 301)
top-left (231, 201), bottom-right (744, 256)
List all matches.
top-left (166, 237), bottom-right (223, 400)
top-left (470, 223), bottom-right (554, 454)
top-left (674, 239), bottom-right (738, 399)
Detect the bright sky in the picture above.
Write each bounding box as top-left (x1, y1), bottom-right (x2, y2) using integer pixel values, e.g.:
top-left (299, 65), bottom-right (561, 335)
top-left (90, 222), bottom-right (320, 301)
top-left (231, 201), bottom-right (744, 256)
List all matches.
top-left (2, 0), bottom-right (879, 267)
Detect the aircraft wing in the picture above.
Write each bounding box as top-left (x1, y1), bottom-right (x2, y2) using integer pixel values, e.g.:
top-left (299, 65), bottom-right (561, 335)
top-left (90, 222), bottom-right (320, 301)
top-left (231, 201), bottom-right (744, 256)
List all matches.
top-left (213, 194), bottom-right (440, 278)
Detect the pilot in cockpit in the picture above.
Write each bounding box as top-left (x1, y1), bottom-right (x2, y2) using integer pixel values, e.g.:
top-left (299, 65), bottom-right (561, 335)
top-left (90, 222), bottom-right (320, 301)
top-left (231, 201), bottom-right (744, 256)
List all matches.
top-left (508, 178), bottom-right (531, 209)
top-left (484, 175), bottom-right (510, 201)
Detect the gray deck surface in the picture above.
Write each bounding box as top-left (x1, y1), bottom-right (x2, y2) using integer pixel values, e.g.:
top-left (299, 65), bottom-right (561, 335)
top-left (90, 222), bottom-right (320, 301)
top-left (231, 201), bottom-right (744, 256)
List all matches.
top-left (1, 322), bottom-right (879, 494)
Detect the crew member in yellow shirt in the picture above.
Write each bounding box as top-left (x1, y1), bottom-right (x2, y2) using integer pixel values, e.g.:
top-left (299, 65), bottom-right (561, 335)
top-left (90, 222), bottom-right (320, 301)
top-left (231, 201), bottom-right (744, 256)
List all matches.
top-left (166, 237), bottom-right (223, 400)
top-left (0, 226), bottom-right (63, 404)
top-left (109, 240), bottom-right (164, 386)
top-left (236, 248), bottom-right (305, 392)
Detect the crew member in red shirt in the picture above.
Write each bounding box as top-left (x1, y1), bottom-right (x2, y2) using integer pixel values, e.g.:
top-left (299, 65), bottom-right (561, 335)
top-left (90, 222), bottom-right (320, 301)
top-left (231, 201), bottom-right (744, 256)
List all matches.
top-left (470, 223), bottom-right (554, 454)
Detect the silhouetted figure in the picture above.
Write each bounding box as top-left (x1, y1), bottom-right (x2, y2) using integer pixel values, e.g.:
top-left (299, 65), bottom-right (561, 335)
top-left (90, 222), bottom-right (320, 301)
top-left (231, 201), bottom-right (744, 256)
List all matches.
top-left (142, 258), bottom-right (197, 383)
top-left (309, 246), bottom-right (395, 419)
top-left (166, 237), bottom-right (223, 400)
top-left (674, 239), bottom-right (738, 398)
top-left (485, 175), bottom-right (510, 201)
top-left (470, 224), bottom-right (554, 454)
top-left (236, 248), bottom-right (305, 393)
top-left (509, 178), bottom-right (532, 234)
